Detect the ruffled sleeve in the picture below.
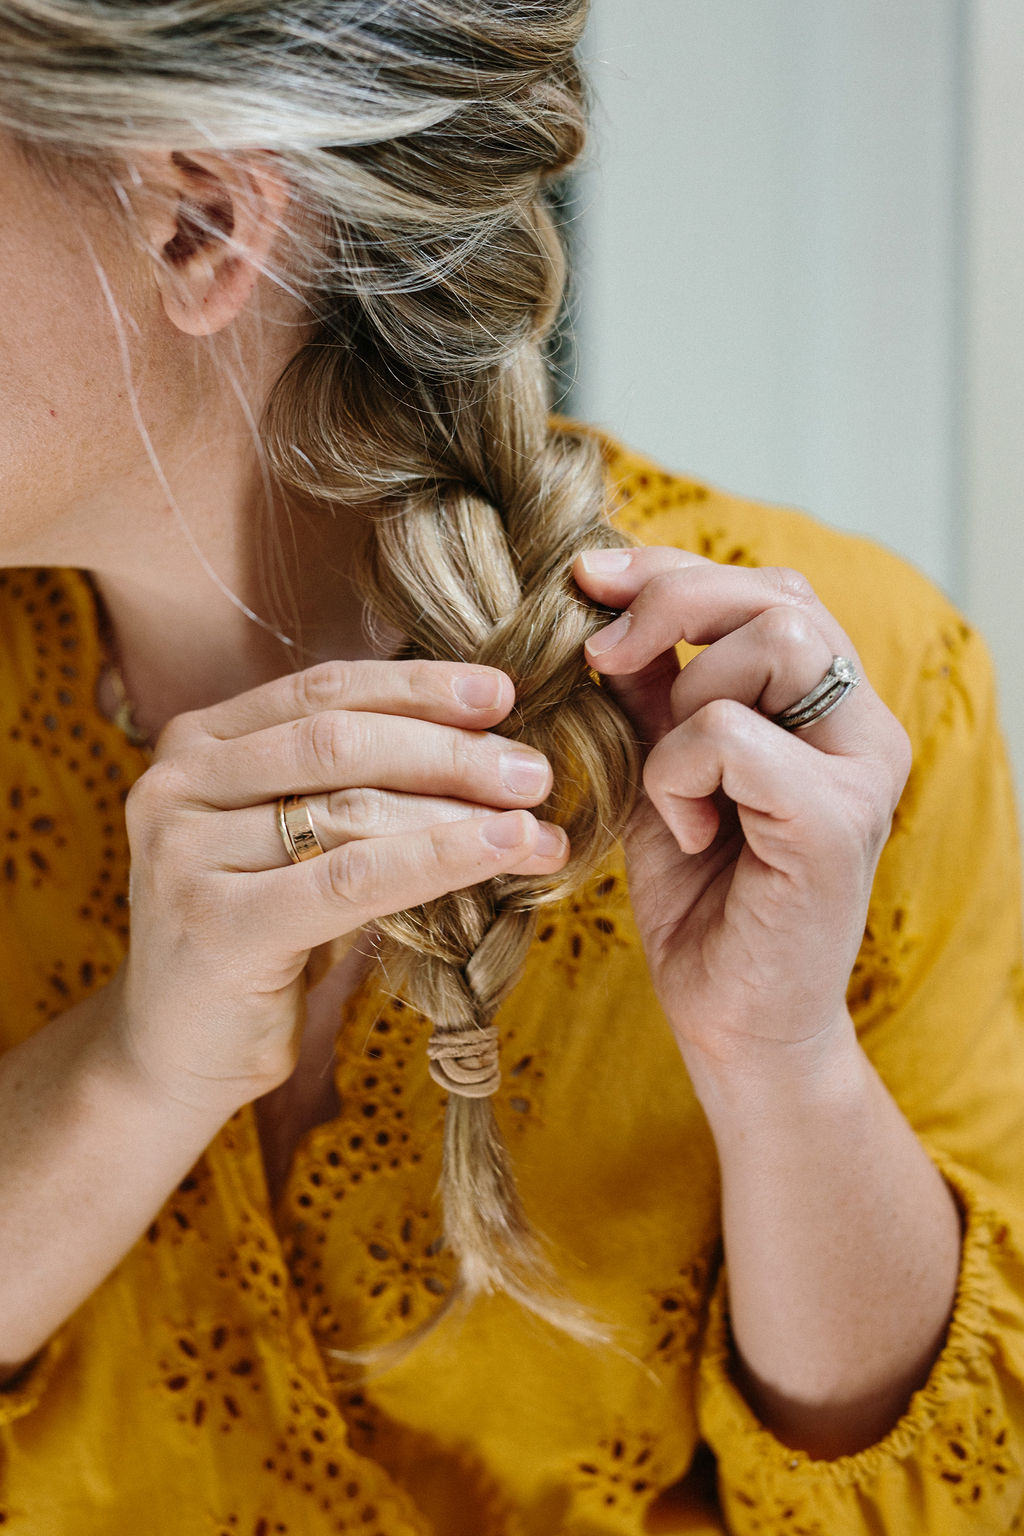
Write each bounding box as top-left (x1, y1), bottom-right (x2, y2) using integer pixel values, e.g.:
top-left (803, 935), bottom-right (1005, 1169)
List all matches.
top-left (699, 1153), bottom-right (1024, 1533)
top-left (695, 617), bottom-right (1024, 1534)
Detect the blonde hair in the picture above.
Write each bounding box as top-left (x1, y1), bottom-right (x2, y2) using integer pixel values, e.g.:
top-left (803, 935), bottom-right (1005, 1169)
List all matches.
top-left (0, 1), bottom-right (641, 1342)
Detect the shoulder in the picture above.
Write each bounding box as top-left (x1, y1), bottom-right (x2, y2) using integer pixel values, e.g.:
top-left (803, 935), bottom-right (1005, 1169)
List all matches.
top-left (574, 423), bottom-right (983, 737)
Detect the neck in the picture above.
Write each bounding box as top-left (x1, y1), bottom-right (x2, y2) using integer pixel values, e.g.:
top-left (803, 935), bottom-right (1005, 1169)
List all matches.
top-left (88, 494), bottom-right (391, 747)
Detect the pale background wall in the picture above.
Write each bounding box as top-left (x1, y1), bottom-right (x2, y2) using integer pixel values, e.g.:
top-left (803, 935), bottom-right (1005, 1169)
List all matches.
top-left (962, 3), bottom-right (1024, 811)
top-left (573, 0), bottom-right (1024, 809)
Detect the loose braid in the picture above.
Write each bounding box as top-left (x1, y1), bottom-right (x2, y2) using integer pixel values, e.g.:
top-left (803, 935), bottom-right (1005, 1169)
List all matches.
top-left (266, 218), bottom-right (642, 1338)
top-left (264, 179), bottom-right (642, 1339)
top-left (0, 0), bottom-right (643, 1341)
top-left (357, 361), bottom-right (641, 1327)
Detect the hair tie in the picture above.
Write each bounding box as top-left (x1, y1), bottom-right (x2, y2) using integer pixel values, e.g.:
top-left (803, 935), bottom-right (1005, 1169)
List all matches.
top-left (426, 1024), bottom-right (501, 1099)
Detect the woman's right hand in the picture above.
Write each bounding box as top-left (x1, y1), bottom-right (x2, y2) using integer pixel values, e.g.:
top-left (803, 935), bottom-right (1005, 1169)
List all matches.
top-left (113, 659), bottom-right (567, 1119)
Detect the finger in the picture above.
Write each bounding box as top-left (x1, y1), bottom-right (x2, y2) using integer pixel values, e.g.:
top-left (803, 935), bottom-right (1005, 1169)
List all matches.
top-left (643, 698), bottom-right (890, 868)
top-left (595, 649), bottom-right (681, 748)
top-left (670, 607), bottom-right (880, 757)
top-left (202, 789), bottom-right (495, 873)
top-left (574, 545), bottom-right (712, 601)
top-left (248, 810), bottom-right (571, 955)
top-left (165, 712), bottom-right (553, 812)
top-left (579, 558), bottom-right (856, 675)
top-left (163, 659), bottom-right (515, 746)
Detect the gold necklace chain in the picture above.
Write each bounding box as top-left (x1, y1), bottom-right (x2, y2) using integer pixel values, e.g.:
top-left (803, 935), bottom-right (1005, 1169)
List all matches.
top-left (103, 659), bottom-right (153, 748)
top-left (82, 570), bottom-right (154, 750)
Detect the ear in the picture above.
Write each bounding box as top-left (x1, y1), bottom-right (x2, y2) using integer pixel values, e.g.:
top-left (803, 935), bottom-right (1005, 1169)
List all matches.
top-left (141, 150), bottom-right (291, 337)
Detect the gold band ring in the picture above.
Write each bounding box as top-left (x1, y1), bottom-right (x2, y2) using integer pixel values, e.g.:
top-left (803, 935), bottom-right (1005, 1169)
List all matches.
top-left (277, 794), bottom-right (326, 863)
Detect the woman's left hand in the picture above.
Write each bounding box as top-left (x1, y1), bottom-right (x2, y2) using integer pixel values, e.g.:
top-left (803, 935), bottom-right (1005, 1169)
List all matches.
top-left (573, 546), bottom-right (912, 1077)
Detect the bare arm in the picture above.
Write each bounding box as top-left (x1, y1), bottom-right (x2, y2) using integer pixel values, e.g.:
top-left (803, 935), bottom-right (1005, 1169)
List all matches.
top-left (0, 966), bottom-right (225, 1380)
top-left (687, 1028), bottom-right (961, 1457)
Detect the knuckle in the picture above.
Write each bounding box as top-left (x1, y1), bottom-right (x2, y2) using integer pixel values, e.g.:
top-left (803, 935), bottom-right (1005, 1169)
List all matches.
top-left (641, 751), bottom-right (667, 803)
top-left (426, 821), bottom-right (460, 881)
top-left (698, 696), bottom-right (748, 739)
top-left (318, 839), bottom-right (375, 911)
top-left (847, 788), bottom-right (881, 844)
top-left (405, 659), bottom-right (447, 705)
top-left (306, 709), bottom-right (351, 779)
top-left (150, 711), bottom-right (198, 757)
top-left (758, 604), bottom-right (820, 651)
top-left (447, 725), bottom-right (471, 783)
top-left (125, 759), bottom-right (189, 821)
top-left (296, 659), bottom-right (349, 714)
top-left (890, 721), bottom-right (913, 791)
top-left (326, 785), bottom-right (386, 838)
top-left (122, 774), bottom-right (150, 828)
top-left (250, 1042), bottom-right (301, 1093)
top-left (833, 775), bottom-right (889, 857)
top-left (763, 565), bottom-right (817, 606)
top-left (125, 807), bottom-right (195, 886)
top-left (650, 566), bottom-right (692, 605)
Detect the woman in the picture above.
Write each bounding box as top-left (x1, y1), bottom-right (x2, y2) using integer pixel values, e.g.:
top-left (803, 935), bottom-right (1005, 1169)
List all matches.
top-left (0, 3), bottom-right (1021, 1533)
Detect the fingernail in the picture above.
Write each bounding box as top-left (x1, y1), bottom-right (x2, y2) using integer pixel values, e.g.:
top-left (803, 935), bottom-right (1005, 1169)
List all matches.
top-left (580, 549), bottom-right (632, 573)
top-left (500, 750), bottom-right (550, 796)
top-left (586, 611), bottom-right (632, 657)
top-left (454, 672), bottom-right (505, 710)
top-left (482, 812), bottom-right (529, 849)
top-left (534, 822), bottom-right (568, 857)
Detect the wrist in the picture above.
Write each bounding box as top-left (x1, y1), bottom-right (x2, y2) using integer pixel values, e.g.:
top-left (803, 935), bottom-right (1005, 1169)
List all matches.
top-left (86, 967), bottom-right (237, 1135)
top-left (678, 1009), bottom-right (868, 1133)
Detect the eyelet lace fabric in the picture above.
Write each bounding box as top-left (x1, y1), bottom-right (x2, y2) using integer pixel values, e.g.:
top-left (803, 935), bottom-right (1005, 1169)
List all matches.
top-left (2, 428), bottom-right (1024, 1533)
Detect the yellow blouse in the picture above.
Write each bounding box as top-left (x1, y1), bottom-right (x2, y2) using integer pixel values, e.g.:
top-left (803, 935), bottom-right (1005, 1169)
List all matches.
top-left (2, 433), bottom-right (1024, 1535)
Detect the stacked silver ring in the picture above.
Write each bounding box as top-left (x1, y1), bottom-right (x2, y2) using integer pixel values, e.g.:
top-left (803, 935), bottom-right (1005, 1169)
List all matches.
top-left (771, 656), bottom-right (860, 732)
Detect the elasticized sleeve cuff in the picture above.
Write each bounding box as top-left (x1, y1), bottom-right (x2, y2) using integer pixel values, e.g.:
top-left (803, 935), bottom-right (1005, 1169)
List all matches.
top-left (696, 1147), bottom-right (1024, 1534)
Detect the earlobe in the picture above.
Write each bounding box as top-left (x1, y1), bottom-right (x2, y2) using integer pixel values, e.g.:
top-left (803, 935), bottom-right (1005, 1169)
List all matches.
top-left (150, 150), bottom-right (290, 338)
